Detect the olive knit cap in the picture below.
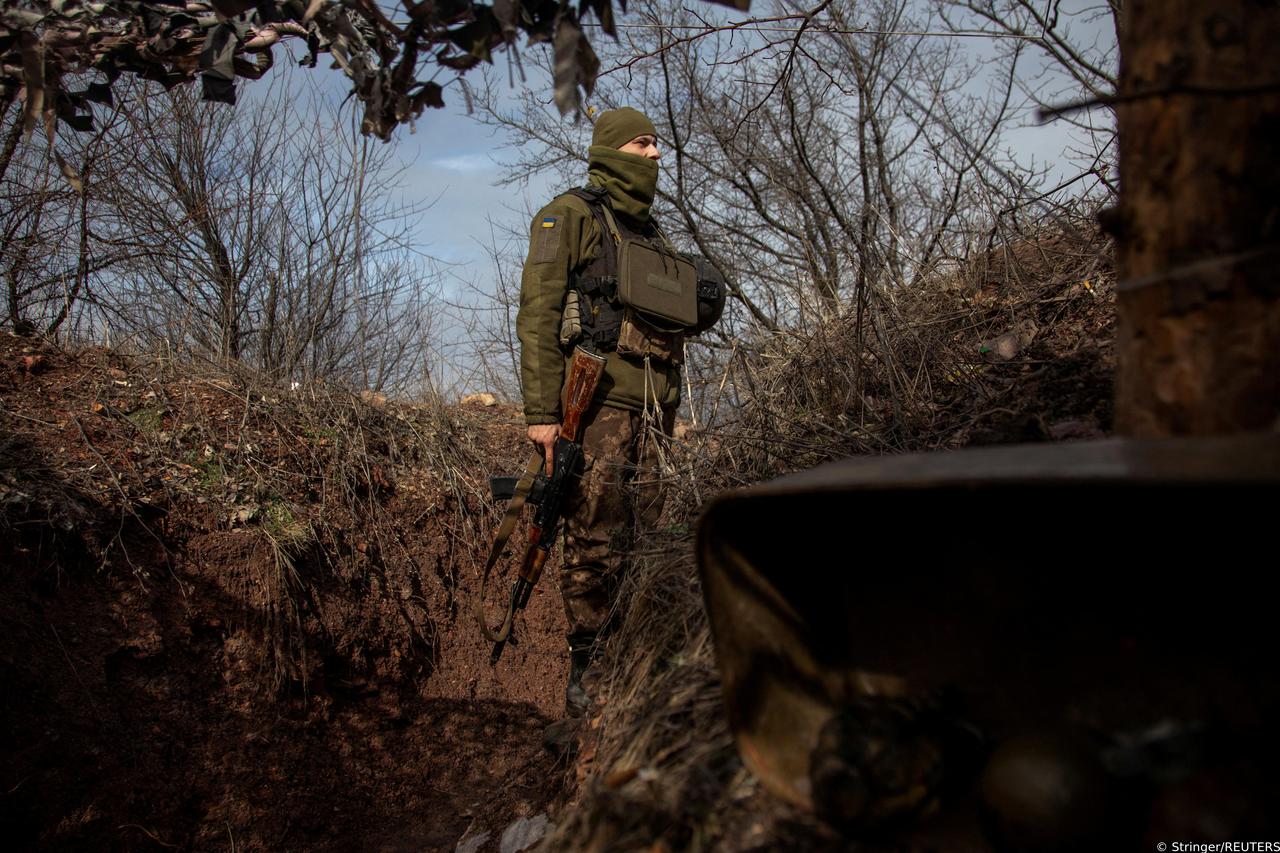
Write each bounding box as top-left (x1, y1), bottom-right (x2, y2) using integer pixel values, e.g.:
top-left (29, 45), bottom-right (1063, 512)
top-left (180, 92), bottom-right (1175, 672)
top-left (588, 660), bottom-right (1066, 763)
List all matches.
top-left (591, 107), bottom-right (657, 150)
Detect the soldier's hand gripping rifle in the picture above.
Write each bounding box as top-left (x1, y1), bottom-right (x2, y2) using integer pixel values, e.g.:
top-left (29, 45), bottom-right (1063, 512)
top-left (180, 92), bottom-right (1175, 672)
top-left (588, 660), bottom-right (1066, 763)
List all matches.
top-left (476, 346), bottom-right (607, 665)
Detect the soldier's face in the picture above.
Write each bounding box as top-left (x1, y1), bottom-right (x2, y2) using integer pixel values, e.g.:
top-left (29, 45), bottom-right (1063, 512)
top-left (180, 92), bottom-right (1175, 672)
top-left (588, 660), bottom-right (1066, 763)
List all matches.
top-left (618, 134), bottom-right (661, 161)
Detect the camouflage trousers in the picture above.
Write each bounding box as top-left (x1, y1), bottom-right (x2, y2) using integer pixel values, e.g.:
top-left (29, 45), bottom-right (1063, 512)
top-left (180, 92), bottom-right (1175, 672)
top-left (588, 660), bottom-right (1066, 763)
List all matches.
top-left (559, 402), bottom-right (675, 642)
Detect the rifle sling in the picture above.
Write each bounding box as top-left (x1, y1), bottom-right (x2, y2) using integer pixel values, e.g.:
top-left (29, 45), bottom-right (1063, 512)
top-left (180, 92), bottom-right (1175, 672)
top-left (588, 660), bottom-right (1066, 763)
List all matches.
top-left (476, 451), bottom-right (544, 644)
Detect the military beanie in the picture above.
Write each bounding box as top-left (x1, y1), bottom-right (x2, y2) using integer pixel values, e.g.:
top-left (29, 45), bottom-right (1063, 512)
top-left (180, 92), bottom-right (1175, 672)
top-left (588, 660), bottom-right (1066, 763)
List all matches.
top-left (591, 107), bottom-right (657, 150)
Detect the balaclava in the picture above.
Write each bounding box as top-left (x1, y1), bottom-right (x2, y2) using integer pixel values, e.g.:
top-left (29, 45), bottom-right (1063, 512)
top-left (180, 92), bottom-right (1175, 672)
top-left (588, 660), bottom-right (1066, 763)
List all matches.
top-left (587, 108), bottom-right (659, 224)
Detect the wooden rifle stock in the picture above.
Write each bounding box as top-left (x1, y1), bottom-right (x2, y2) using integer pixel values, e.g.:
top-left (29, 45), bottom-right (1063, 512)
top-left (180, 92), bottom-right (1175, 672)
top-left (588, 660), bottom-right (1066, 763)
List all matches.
top-left (560, 346), bottom-right (607, 442)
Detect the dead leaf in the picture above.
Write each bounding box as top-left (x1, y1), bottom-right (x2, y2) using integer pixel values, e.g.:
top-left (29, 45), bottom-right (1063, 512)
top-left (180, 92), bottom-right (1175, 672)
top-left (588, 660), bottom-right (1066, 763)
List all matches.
top-left (604, 766), bottom-right (639, 788)
top-left (20, 354), bottom-right (47, 373)
top-left (53, 152), bottom-right (83, 193)
top-left (980, 319), bottom-right (1039, 362)
top-left (18, 30), bottom-right (45, 138)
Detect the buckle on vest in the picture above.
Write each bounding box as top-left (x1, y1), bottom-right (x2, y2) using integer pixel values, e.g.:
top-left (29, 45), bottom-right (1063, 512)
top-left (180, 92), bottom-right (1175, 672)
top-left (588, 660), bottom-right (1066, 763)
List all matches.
top-left (580, 276), bottom-right (619, 301)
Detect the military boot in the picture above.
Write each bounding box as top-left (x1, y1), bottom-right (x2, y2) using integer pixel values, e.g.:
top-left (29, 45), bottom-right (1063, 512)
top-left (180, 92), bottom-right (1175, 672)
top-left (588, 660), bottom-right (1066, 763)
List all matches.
top-left (543, 635), bottom-right (601, 755)
top-left (564, 641), bottom-right (596, 718)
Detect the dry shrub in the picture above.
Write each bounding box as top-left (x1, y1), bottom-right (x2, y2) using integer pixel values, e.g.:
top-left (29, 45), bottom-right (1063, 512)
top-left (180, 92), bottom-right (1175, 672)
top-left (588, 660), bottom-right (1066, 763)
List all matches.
top-left (545, 216), bottom-right (1116, 850)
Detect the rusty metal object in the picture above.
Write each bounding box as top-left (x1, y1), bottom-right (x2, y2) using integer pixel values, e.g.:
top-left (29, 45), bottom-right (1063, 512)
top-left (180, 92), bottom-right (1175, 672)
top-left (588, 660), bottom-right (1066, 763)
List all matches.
top-left (697, 435), bottom-right (1280, 843)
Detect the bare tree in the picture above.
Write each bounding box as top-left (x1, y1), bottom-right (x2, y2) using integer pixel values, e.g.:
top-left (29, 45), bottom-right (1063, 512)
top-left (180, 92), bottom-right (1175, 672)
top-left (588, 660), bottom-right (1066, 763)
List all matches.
top-left (1114, 0), bottom-right (1280, 435)
top-left (0, 93), bottom-right (128, 337)
top-left (442, 219), bottom-right (527, 401)
top-left (0, 72), bottom-right (443, 393)
top-left (936, 0), bottom-right (1120, 199)
top-left (70, 79), bottom-right (439, 391)
top-left (469, 0), bottom-right (1062, 422)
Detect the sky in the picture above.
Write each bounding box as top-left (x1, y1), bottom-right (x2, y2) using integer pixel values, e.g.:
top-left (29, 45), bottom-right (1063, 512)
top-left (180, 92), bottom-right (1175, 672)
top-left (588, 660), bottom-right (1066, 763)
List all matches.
top-left (390, 98), bottom-right (558, 270)
top-left (240, 49), bottom-right (560, 278)
top-left (250, 2), bottom-right (1113, 268)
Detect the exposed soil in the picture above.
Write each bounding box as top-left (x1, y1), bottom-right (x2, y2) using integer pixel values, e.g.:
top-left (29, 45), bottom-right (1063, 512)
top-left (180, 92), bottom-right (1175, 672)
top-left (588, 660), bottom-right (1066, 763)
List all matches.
top-left (0, 334), bottom-right (572, 851)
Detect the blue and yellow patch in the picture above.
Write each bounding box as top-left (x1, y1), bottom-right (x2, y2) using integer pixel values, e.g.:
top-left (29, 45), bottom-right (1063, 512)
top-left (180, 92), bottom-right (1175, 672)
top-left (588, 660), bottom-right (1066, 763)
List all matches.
top-left (534, 215), bottom-right (561, 263)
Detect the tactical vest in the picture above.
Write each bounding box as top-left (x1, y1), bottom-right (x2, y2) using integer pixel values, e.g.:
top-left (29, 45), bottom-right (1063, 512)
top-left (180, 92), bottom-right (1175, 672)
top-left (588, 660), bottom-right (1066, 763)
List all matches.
top-left (559, 187), bottom-right (725, 364)
top-left (562, 186), bottom-right (635, 352)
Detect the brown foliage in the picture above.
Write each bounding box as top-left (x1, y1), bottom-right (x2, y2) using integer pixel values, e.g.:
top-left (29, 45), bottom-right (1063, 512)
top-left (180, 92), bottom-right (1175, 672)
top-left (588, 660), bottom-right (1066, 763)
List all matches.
top-left (0, 0), bottom-right (676, 142)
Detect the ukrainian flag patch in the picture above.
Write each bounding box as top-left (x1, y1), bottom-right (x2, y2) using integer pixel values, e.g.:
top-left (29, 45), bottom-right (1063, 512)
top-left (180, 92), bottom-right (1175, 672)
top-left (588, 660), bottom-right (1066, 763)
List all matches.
top-left (534, 215), bottom-right (561, 262)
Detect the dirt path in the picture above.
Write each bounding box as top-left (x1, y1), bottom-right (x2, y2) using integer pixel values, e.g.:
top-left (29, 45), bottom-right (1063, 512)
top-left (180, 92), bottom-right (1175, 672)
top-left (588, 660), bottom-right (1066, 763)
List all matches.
top-left (0, 336), bottom-right (573, 851)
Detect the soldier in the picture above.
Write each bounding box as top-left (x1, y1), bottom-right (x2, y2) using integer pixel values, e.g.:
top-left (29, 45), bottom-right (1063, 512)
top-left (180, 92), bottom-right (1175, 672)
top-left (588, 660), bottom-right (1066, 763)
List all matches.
top-left (516, 107), bottom-right (723, 747)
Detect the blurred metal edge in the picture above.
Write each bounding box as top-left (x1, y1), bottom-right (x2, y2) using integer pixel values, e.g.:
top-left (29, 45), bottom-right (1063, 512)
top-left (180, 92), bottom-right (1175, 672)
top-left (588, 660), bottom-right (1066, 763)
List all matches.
top-left (703, 434), bottom-right (1280, 506)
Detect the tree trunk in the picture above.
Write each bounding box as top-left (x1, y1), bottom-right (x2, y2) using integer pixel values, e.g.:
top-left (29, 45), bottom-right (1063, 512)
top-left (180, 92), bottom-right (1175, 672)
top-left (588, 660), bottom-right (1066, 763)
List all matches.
top-left (1114, 0), bottom-right (1280, 435)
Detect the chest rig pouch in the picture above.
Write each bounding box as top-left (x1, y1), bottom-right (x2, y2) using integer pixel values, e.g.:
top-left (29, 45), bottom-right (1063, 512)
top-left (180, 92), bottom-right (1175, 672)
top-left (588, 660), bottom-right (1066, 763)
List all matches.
top-left (617, 240), bottom-right (698, 330)
top-left (559, 187), bottom-right (696, 366)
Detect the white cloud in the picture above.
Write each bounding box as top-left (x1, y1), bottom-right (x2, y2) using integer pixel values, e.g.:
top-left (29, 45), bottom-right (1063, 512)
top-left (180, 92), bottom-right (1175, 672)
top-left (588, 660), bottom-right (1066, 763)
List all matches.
top-left (428, 152), bottom-right (496, 173)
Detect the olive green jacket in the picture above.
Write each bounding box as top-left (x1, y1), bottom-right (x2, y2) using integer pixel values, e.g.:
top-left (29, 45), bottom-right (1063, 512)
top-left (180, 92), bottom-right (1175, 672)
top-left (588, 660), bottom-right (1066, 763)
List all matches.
top-left (516, 148), bottom-right (681, 425)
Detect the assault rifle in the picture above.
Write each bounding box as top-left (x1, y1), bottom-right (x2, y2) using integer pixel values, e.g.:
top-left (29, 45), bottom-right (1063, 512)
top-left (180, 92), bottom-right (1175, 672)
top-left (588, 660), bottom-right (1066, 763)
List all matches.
top-left (477, 346), bottom-right (607, 665)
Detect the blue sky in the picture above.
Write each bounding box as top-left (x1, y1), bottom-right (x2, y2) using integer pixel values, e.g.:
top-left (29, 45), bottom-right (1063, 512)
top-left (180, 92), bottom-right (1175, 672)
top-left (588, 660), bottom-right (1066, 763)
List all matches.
top-left (242, 50), bottom-right (560, 275)
top-left (392, 101), bottom-right (558, 269)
